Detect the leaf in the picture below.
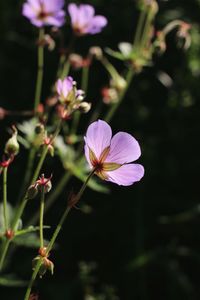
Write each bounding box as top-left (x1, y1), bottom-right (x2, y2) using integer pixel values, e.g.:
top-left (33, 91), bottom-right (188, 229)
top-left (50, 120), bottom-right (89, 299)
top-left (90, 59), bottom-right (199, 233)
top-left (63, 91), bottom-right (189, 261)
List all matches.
top-left (13, 232), bottom-right (49, 248)
top-left (0, 203), bottom-right (22, 234)
top-left (0, 274), bottom-right (28, 287)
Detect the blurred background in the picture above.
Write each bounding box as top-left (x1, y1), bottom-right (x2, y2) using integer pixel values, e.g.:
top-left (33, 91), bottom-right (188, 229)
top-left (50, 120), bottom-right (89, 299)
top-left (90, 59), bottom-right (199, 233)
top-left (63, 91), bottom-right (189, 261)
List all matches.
top-left (0, 0), bottom-right (200, 299)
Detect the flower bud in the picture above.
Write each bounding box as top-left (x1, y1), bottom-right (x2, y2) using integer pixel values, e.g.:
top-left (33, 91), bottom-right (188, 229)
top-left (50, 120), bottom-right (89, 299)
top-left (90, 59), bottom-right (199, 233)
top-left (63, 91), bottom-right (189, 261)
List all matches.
top-left (69, 53), bottom-right (83, 69)
top-left (110, 75), bottom-right (127, 92)
top-left (78, 102), bottom-right (92, 113)
top-left (32, 256), bottom-right (54, 277)
top-left (5, 127), bottom-right (19, 156)
top-left (89, 46), bottom-right (103, 60)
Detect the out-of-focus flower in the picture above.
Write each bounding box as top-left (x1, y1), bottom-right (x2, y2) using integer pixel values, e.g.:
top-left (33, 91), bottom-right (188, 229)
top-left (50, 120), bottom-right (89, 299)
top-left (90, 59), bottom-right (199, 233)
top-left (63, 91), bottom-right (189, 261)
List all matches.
top-left (69, 53), bottom-right (84, 69)
top-left (56, 76), bottom-right (84, 102)
top-left (84, 120), bottom-right (144, 186)
top-left (22, 0), bottom-right (66, 27)
top-left (101, 87), bottom-right (119, 104)
top-left (89, 46), bottom-right (103, 60)
top-left (68, 3), bottom-right (107, 36)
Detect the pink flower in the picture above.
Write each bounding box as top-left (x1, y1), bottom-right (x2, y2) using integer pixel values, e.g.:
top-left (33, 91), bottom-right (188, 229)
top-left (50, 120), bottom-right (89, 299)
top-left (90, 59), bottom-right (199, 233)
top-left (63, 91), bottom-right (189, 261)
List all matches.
top-left (56, 76), bottom-right (84, 103)
top-left (22, 0), bottom-right (66, 27)
top-left (84, 120), bottom-right (144, 186)
top-left (68, 3), bottom-right (107, 36)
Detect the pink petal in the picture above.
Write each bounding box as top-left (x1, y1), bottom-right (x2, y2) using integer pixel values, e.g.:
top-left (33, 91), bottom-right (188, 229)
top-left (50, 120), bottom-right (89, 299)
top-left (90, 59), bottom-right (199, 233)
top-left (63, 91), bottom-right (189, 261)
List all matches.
top-left (43, 0), bottom-right (64, 11)
top-left (45, 12), bottom-right (65, 27)
top-left (84, 120), bottom-right (112, 160)
top-left (68, 3), bottom-right (79, 24)
top-left (22, 3), bottom-right (38, 19)
top-left (105, 132), bottom-right (141, 164)
top-left (56, 79), bottom-right (63, 95)
top-left (88, 16), bottom-right (108, 34)
top-left (106, 164), bottom-right (144, 186)
top-left (79, 4), bottom-right (95, 20)
top-left (27, 0), bottom-right (40, 11)
top-left (84, 144), bottom-right (92, 168)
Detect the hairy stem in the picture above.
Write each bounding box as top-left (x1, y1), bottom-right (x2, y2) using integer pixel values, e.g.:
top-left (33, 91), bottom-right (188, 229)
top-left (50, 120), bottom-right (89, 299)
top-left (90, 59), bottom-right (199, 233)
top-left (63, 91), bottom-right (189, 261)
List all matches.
top-left (3, 167), bottom-right (8, 230)
top-left (39, 188), bottom-right (45, 249)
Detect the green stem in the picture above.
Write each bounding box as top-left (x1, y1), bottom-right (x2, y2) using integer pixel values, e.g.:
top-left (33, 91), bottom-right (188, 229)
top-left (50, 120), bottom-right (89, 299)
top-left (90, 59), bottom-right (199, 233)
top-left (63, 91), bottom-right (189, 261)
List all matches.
top-left (39, 188), bottom-right (45, 249)
top-left (3, 167), bottom-right (8, 230)
top-left (24, 259), bottom-right (42, 300)
top-left (23, 169), bottom-right (95, 299)
top-left (46, 168), bottom-right (95, 255)
top-left (61, 59), bottom-right (70, 80)
top-left (28, 171), bottom-right (71, 226)
top-left (0, 239), bottom-right (10, 271)
top-left (133, 9), bottom-right (147, 48)
top-left (104, 68), bottom-right (134, 123)
top-left (34, 27), bottom-right (45, 113)
top-left (140, 9), bottom-right (154, 50)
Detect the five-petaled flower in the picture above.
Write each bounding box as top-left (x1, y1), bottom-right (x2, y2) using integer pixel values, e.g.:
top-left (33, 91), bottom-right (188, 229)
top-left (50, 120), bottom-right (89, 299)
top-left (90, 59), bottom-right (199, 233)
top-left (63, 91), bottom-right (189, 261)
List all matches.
top-left (22, 0), bottom-right (66, 27)
top-left (84, 120), bottom-right (144, 186)
top-left (68, 3), bottom-right (107, 36)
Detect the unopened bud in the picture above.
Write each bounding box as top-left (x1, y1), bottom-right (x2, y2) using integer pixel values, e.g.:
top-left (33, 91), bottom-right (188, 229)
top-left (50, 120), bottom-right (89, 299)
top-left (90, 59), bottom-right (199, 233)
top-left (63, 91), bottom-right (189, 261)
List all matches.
top-left (110, 76), bottom-right (127, 91)
top-left (78, 102), bottom-right (92, 113)
top-left (35, 123), bottom-right (45, 134)
top-left (69, 53), bottom-right (83, 69)
top-left (32, 256), bottom-right (54, 277)
top-left (5, 127), bottom-right (19, 156)
top-left (48, 144), bottom-right (54, 157)
top-left (89, 46), bottom-right (103, 60)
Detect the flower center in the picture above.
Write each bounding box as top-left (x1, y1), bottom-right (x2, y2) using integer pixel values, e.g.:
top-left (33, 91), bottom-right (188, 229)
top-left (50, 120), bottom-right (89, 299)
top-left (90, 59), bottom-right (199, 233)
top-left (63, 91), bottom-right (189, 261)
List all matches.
top-left (89, 147), bottom-right (121, 180)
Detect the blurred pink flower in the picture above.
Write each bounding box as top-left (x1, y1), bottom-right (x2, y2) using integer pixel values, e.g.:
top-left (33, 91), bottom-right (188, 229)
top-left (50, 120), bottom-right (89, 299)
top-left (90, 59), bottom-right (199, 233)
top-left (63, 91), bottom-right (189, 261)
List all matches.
top-left (22, 0), bottom-right (66, 27)
top-left (68, 3), bottom-right (107, 35)
top-left (84, 120), bottom-right (144, 186)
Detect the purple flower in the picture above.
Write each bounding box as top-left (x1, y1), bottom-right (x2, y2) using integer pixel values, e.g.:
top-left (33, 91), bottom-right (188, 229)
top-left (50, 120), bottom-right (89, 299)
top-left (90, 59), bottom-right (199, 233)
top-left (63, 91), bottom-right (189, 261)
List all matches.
top-left (68, 3), bottom-right (107, 36)
top-left (56, 76), bottom-right (84, 103)
top-left (22, 0), bottom-right (66, 27)
top-left (84, 120), bottom-right (144, 186)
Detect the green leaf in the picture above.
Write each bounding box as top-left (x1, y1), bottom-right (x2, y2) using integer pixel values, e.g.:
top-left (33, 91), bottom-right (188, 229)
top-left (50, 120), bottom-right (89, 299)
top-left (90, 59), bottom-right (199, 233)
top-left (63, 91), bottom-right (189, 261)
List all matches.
top-left (13, 232), bottom-right (49, 248)
top-left (0, 274), bottom-right (28, 287)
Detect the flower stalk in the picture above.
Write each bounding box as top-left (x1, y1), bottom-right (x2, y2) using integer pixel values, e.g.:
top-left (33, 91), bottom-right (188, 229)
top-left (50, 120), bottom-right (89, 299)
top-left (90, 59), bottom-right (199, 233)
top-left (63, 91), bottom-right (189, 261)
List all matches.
top-left (39, 187), bottom-right (45, 249)
top-left (34, 27), bottom-right (45, 113)
top-left (23, 168), bottom-right (95, 300)
top-left (2, 167), bottom-right (8, 231)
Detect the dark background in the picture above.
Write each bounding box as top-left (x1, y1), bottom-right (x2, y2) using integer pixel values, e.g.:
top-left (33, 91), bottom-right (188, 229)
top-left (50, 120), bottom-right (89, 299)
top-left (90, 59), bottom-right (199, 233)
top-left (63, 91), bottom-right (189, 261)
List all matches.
top-left (0, 0), bottom-right (200, 299)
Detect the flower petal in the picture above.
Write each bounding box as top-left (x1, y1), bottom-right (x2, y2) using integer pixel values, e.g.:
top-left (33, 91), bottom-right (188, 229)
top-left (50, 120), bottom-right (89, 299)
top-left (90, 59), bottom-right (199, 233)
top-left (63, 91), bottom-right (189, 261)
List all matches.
top-left (105, 132), bottom-right (141, 164)
top-left (84, 144), bottom-right (92, 168)
top-left (84, 120), bottom-right (112, 160)
top-left (22, 3), bottom-right (37, 19)
top-left (106, 164), bottom-right (144, 186)
top-left (88, 16), bottom-right (108, 34)
top-left (45, 10), bottom-right (66, 27)
top-left (79, 4), bottom-right (95, 24)
top-left (43, 0), bottom-right (64, 11)
top-left (68, 3), bottom-right (79, 24)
